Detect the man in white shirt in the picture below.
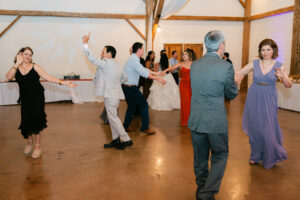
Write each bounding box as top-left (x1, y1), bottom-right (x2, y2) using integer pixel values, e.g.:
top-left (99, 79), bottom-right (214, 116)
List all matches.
top-left (82, 33), bottom-right (132, 150)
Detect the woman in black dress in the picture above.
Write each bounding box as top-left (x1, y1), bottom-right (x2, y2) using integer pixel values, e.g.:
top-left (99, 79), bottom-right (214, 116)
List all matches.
top-left (6, 47), bottom-right (76, 158)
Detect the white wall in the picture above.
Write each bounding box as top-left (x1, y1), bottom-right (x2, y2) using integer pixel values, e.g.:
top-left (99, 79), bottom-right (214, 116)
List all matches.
top-left (251, 0), bottom-right (294, 15)
top-left (0, 0), bottom-right (146, 80)
top-left (248, 0), bottom-right (294, 86)
top-left (0, 0), bottom-right (294, 82)
top-left (154, 20), bottom-right (244, 72)
top-left (175, 0), bottom-right (244, 17)
top-left (154, 0), bottom-right (244, 72)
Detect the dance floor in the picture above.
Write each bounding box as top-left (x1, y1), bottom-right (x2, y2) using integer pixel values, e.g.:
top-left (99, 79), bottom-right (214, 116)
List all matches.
top-left (0, 93), bottom-right (299, 200)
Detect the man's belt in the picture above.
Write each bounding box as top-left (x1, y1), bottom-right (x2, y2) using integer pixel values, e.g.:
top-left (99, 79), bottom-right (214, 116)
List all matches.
top-left (122, 84), bottom-right (136, 87)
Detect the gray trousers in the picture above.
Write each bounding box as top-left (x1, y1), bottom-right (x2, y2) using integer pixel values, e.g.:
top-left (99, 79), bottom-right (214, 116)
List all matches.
top-left (104, 98), bottom-right (130, 142)
top-left (191, 131), bottom-right (228, 200)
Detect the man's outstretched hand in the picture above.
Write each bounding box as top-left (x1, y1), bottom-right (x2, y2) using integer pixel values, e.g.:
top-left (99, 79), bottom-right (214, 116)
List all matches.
top-left (82, 32), bottom-right (90, 44)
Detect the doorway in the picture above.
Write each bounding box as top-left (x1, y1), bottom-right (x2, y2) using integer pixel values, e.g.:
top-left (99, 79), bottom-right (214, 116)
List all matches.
top-left (164, 43), bottom-right (203, 60)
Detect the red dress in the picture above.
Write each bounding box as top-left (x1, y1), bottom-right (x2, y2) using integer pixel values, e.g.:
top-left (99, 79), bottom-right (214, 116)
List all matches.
top-left (179, 67), bottom-right (192, 126)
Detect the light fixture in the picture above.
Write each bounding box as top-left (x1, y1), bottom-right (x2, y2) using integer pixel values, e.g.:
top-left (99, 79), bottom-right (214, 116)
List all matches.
top-left (157, 25), bottom-right (161, 32)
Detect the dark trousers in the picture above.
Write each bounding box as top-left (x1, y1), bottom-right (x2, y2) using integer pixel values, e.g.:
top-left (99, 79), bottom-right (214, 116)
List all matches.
top-left (171, 72), bottom-right (179, 85)
top-left (122, 86), bottom-right (149, 131)
top-left (191, 131), bottom-right (228, 200)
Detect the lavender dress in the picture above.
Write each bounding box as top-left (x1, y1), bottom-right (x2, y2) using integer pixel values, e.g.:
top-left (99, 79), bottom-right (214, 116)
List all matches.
top-left (242, 59), bottom-right (287, 169)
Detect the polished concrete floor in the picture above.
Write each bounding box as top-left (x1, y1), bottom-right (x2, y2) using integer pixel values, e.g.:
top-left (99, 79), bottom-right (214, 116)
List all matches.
top-left (0, 93), bottom-right (300, 200)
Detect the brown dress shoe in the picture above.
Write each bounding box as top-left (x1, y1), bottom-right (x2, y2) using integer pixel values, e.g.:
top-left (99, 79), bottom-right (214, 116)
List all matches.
top-left (142, 129), bottom-right (156, 135)
top-left (125, 127), bottom-right (135, 132)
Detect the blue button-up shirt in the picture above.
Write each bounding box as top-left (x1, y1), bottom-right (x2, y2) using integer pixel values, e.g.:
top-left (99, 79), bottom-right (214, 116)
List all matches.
top-left (169, 57), bottom-right (179, 73)
top-left (123, 54), bottom-right (149, 86)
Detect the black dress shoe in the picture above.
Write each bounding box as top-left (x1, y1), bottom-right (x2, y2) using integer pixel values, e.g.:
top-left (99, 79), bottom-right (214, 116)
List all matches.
top-left (116, 140), bottom-right (134, 150)
top-left (104, 138), bottom-right (121, 148)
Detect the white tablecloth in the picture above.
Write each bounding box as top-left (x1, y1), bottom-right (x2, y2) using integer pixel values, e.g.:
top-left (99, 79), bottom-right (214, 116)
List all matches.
top-left (0, 80), bottom-right (103, 105)
top-left (276, 82), bottom-right (300, 112)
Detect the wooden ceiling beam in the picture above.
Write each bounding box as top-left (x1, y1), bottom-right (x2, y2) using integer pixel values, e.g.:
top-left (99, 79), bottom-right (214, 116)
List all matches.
top-left (0, 15), bottom-right (21, 38)
top-left (238, 0), bottom-right (246, 8)
top-left (125, 19), bottom-right (146, 41)
top-left (249, 6), bottom-right (294, 21)
top-left (165, 15), bottom-right (245, 21)
top-left (0, 9), bottom-right (145, 19)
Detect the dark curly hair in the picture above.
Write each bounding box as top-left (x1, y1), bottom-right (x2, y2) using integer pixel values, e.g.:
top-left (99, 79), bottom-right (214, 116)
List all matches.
top-left (258, 39), bottom-right (278, 60)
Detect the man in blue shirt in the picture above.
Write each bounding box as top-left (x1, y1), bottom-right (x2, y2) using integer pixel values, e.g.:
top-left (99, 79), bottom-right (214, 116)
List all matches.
top-left (122, 42), bottom-right (166, 135)
top-left (169, 50), bottom-right (179, 84)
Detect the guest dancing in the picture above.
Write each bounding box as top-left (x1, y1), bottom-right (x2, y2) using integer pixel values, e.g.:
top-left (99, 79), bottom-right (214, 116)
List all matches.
top-left (122, 42), bottom-right (166, 135)
top-left (188, 30), bottom-right (238, 200)
top-left (235, 38), bottom-right (292, 169)
top-left (82, 33), bottom-right (133, 150)
top-left (147, 53), bottom-right (180, 111)
top-left (163, 48), bottom-right (195, 126)
top-left (6, 47), bottom-right (76, 158)
top-left (139, 51), bottom-right (155, 99)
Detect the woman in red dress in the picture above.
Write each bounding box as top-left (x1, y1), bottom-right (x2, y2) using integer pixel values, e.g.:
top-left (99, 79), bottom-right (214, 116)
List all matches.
top-left (163, 49), bottom-right (196, 126)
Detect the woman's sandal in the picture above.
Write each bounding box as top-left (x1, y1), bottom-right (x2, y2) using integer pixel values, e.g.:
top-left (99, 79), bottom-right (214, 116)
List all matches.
top-left (24, 143), bottom-right (33, 154)
top-left (249, 160), bottom-right (259, 165)
top-left (32, 144), bottom-right (42, 159)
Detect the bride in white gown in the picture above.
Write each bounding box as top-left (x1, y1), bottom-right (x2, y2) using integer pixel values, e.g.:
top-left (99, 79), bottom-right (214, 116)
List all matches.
top-left (147, 53), bottom-right (180, 111)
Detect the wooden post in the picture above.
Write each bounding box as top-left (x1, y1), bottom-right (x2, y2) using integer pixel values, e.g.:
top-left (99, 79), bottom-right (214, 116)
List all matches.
top-left (152, 0), bottom-right (165, 47)
top-left (290, 0), bottom-right (300, 75)
top-left (146, 0), bottom-right (154, 51)
top-left (240, 0), bottom-right (251, 90)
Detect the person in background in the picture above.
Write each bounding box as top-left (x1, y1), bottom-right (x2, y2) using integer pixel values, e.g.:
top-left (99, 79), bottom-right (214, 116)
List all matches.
top-left (223, 52), bottom-right (232, 64)
top-left (139, 51), bottom-right (155, 99)
top-left (163, 48), bottom-right (196, 126)
top-left (148, 53), bottom-right (180, 111)
top-left (169, 50), bottom-right (179, 85)
top-left (160, 49), bottom-right (166, 55)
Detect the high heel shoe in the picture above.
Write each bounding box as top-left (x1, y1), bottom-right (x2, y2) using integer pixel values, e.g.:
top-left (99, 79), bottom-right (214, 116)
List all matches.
top-left (249, 160), bottom-right (259, 165)
top-left (32, 144), bottom-right (42, 159)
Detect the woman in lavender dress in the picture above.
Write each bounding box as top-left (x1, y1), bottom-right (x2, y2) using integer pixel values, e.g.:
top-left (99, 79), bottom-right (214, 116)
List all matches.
top-left (235, 39), bottom-right (292, 169)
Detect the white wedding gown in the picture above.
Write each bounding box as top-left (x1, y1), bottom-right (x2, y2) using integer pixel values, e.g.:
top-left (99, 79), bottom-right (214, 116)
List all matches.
top-left (147, 73), bottom-right (180, 111)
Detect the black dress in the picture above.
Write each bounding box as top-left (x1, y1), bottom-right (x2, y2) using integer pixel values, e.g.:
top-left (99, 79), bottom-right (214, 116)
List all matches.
top-left (15, 66), bottom-right (47, 139)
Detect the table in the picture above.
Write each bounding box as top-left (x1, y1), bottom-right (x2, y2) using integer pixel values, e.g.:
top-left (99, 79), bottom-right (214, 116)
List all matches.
top-left (0, 80), bottom-right (103, 105)
top-left (276, 82), bottom-right (300, 112)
